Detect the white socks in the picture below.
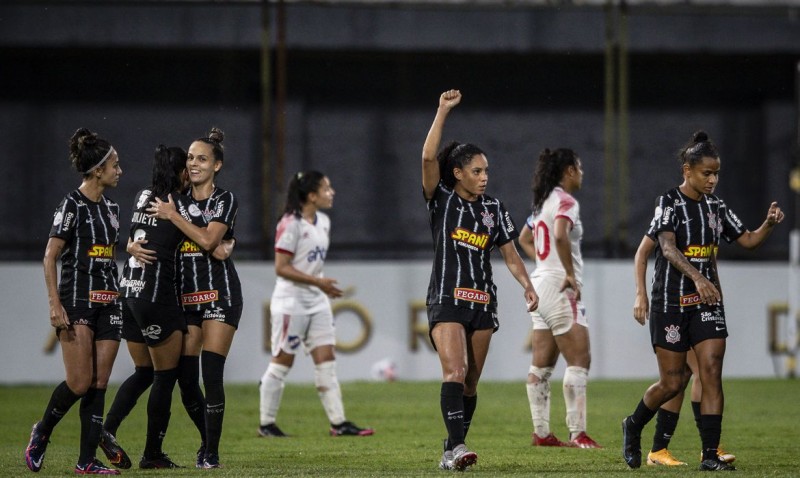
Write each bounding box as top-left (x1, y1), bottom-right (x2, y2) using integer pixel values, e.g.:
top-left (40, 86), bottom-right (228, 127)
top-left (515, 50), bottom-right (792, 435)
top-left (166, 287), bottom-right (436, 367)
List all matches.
top-left (315, 361), bottom-right (345, 425)
top-left (259, 363), bottom-right (290, 425)
top-left (526, 365), bottom-right (554, 437)
top-left (563, 365), bottom-right (589, 436)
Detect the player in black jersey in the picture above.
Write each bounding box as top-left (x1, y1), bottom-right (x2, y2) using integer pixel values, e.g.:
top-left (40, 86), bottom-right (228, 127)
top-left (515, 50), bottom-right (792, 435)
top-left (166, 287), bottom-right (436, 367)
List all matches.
top-left (632, 234), bottom-right (736, 467)
top-left (26, 128), bottom-right (123, 475)
top-left (622, 131), bottom-right (784, 471)
top-left (422, 90), bottom-right (539, 471)
top-left (148, 128), bottom-right (242, 469)
top-left (99, 145), bottom-right (232, 470)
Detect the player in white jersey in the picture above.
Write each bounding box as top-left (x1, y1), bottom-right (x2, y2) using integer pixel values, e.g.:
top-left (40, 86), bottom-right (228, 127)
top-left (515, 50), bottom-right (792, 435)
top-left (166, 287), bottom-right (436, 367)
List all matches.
top-left (258, 171), bottom-right (374, 438)
top-left (518, 148), bottom-right (601, 449)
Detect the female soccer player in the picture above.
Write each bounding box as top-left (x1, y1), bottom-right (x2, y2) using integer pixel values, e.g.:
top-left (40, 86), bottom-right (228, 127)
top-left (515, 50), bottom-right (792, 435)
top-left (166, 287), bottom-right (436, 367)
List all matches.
top-left (621, 131), bottom-right (783, 471)
top-left (258, 170), bottom-right (374, 438)
top-left (632, 234), bottom-right (735, 466)
top-left (422, 90), bottom-right (538, 471)
top-left (121, 144), bottom-right (195, 469)
top-left (148, 128), bottom-right (242, 468)
top-left (26, 128), bottom-right (123, 475)
top-left (518, 148), bottom-right (601, 449)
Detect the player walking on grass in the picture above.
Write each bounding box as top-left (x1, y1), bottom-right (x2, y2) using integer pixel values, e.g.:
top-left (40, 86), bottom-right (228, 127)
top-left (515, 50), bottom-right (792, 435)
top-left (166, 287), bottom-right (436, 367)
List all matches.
top-left (26, 128), bottom-right (123, 475)
top-left (422, 90), bottom-right (538, 471)
top-left (517, 148), bottom-right (601, 449)
top-left (258, 170), bottom-right (374, 439)
top-left (148, 128), bottom-right (243, 468)
top-left (633, 234), bottom-right (736, 467)
top-left (621, 131), bottom-right (783, 471)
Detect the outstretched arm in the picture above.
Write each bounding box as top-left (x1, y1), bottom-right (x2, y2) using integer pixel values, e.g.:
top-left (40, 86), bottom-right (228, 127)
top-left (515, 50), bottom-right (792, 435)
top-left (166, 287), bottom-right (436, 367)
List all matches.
top-left (735, 201), bottom-right (784, 250)
top-left (633, 235), bottom-right (655, 325)
top-left (422, 89), bottom-right (461, 200)
top-left (499, 240), bottom-right (539, 312)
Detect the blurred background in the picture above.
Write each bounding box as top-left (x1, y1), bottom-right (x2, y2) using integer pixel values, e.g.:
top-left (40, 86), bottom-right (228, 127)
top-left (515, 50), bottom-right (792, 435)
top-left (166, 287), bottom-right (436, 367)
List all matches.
top-left (1, 0), bottom-right (798, 261)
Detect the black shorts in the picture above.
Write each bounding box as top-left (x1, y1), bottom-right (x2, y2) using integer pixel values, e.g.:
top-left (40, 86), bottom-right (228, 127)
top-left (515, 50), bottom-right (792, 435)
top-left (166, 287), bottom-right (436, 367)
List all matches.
top-left (126, 298), bottom-right (186, 346)
top-left (427, 304), bottom-right (499, 350)
top-left (121, 300), bottom-right (145, 344)
top-left (184, 304), bottom-right (242, 330)
top-left (62, 302), bottom-right (122, 341)
top-left (650, 303), bottom-right (728, 352)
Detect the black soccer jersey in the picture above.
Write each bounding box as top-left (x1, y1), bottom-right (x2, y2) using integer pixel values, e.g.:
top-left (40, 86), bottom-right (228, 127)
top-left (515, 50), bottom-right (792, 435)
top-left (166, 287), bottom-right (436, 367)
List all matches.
top-left (178, 187), bottom-right (242, 310)
top-left (49, 189), bottom-right (121, 308)
top-left (425, 181), bottom-right (519, 312)
top-left (121, 188), bottom-right (191, 305)
top-left (647, 188), bottom-right (745, 312)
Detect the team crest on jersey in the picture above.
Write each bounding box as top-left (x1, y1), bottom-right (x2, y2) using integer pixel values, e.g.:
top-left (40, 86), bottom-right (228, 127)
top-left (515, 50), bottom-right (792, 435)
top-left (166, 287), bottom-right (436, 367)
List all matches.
top-left (188, 203), bottom-right (203, 217)
top-left (481, 211), bottom-right (495, 228)
top-left (107, 211), bottom-right (119, 230)
top-left (664, 324), bottom-right (681, 344)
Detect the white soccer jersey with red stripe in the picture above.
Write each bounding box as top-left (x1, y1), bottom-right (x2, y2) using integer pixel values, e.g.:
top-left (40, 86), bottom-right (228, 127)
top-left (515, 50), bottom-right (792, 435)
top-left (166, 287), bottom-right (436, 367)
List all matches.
top-left (270, 212), bottom-right (331, 314)
top-left (527, 186), bottom-right (584, 286)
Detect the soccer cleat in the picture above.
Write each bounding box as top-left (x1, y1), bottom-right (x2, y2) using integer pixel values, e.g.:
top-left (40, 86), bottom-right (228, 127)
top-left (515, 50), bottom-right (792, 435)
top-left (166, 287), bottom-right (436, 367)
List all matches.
top-left (139, 453), bottom-right (182, 469)
top-left (75, 459), bottom-right (121, 475)
top-left (25, 422), bottom-right (49, 472)
top-left (201, 453), bottom-right (222, 469)
top-left (700, 447), bottom-right (736, 464)
top-left (98, 429), bottom-right (131, 469)
top-left (621, 417), bottom-right (642, 469)
top-left (195, 443), bottom-right (206, 469)
top-left (647, 448), bottom-right (687, 466)
top-left (570, 431), bottom-right (602, 448)
top-left (699, 457), bottom-right (737, 471)
top-left (717, 447), bottom-right (736, 464)
top-left (532, 432), bottom-right (573, 447)
top-left (451, 444), bottom-right (478, 471)
top-left (257, 423), bottom-right (288, 437)
top-left (439, 439), bottom-right (454, 470)
top-left (329, 421), bottom-right (374, 437)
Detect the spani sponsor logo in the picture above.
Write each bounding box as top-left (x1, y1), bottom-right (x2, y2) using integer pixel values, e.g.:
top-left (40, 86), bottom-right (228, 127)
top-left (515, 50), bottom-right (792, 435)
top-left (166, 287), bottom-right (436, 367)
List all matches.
top-left (88, 244), bottom-right (115, 259)
top-left (454, 287), bottom-right (490, 304)
top-left (450, 228), bottom-right (489, 250)
top-left (683, 244), bottom-right (717, 258)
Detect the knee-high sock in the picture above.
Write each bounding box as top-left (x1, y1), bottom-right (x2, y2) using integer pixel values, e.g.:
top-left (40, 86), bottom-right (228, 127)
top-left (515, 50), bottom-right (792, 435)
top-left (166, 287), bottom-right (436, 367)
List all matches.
top-left (526, 366), bottom-right (553, 437)
top-left (144, 368), bottom-right (179, 458)
top-left (105, 366), bottom-right (154, 436)
top-left (40, 381), bottom-right (82, 434)
top-left (259, 363), bottom-right (290, 425)
top-left (563, 366), bottom-right (588, 436)
top-left (628, 399), bottom-right (658, 432)
top-left (178, 355), bottom-right (206, 444)
top-left (315, 361), bottom-right (345, 425)
top-left (441, 382), bottom-right (465, 447)
top-left (462, 394), bottom-right (477, 439)
top-left (202, 351), bottom-right (227, 456)
top-left (78, 388), bottom-right (105, 466)
top-left (700, 415), bottom-right (723, 460)
top-left (652, 408), bottom-right (679, 452)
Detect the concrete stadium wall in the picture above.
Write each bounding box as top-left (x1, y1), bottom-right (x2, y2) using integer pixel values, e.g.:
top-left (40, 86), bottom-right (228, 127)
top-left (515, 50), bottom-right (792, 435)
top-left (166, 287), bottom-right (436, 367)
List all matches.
top-left (1, 259), bottom-right (793, 384)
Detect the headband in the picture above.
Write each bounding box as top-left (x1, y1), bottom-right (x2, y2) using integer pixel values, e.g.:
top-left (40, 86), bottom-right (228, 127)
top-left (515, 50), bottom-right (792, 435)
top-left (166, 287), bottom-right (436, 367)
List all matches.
top-left (83, 147), bottom-right (115, 174)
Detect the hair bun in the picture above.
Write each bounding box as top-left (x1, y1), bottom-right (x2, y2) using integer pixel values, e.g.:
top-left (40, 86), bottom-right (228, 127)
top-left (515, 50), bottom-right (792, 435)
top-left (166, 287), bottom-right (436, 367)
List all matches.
top-left (69, 127), bottom-right (97, 154)
top-left (692, 130), bottom-right (709, 144)
top-left (208, 127), bottom-right (225, 144)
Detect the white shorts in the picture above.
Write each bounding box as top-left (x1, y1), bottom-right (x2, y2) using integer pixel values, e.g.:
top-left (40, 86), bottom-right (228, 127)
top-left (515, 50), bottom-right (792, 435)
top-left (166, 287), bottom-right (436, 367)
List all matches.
top-left (270, 308), bottom-right (336, 357)
top-left (530, 277), bottom-right (588, 336)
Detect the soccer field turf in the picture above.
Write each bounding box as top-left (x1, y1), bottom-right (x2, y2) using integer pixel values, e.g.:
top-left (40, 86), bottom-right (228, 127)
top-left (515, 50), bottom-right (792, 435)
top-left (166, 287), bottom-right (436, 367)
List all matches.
top-left (2, 379), bottom-right (798, 476)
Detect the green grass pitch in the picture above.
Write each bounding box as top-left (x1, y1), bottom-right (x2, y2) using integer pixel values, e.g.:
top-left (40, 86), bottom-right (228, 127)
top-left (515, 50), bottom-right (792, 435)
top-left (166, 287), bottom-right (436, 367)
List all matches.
top-left (2, 379), bottom-right (798, 476)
